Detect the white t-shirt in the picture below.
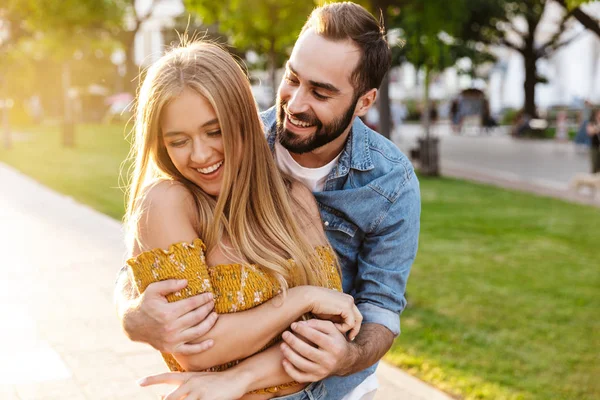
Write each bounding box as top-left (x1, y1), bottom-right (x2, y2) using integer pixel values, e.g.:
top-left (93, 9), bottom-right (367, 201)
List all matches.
top-left (274, 142), bottom-right (379, 400)
top-left (274, 141), bottom-right (340, 192)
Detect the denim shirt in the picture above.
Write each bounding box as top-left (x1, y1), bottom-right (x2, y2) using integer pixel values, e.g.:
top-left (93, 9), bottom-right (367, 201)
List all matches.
top-left (262, 107), bottom-right (421, 400)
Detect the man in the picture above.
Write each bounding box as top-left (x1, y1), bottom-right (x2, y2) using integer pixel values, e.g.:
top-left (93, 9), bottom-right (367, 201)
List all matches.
top-left (115, 3), bottom-right (420, 399)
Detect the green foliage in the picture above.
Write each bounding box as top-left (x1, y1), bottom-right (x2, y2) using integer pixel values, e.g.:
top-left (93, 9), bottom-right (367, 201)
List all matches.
top-left (185, 0), bottom-right (315, 57)
top-left (565, 0), bottom-right (592, 9)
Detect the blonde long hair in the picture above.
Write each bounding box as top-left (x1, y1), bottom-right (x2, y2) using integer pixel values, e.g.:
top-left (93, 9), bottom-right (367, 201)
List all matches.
top-left (124, 41), bottom-right (332, 289)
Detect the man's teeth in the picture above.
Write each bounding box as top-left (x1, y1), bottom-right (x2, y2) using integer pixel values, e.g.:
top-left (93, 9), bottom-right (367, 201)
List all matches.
top-left (197, 161), bottom-right (223, 174)
top-left (288, 114), bottom-right (313, 128)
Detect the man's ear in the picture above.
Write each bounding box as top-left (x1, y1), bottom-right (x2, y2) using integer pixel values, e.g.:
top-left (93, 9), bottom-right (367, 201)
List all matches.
top-left (354, 89), bottom-right (378, 117)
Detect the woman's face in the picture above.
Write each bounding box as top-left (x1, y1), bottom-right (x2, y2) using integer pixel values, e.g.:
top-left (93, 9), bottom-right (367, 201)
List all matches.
top-left (160, 88), bottom-right (225, 197)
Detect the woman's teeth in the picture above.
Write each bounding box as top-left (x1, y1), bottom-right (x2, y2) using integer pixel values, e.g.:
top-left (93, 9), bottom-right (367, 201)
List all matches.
top-left (197, 160), bottom-right (223, 174)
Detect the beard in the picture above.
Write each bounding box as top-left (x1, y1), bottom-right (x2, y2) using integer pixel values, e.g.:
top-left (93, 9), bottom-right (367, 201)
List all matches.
top-left (276, 95), bottom-right (359, 154)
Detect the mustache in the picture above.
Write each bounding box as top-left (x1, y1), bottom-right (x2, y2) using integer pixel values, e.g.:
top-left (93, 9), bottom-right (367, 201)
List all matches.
top-left (282, 105), bottom-right (319, 126)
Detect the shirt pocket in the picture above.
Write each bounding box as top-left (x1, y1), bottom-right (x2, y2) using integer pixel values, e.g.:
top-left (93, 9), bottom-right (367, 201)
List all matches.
top-left (319, 205), bottom-right (358, 238)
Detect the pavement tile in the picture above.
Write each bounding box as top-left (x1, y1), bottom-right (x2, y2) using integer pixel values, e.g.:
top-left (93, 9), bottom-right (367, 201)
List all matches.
top-left (14, 379), bottom-right (87, 400)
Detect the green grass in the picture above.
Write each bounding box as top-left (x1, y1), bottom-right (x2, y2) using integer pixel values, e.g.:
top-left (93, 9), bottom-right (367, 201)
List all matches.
top-left (386, 177), bottom-right (600, 400)
top-left (0, 123), bottom-right (130, 219)
top-left (1, 124), bottom-right (598, 400)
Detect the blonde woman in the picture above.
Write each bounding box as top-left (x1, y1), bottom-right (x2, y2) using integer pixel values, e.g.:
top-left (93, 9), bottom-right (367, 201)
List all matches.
top-left (121, 41), bottom-right (362, 400)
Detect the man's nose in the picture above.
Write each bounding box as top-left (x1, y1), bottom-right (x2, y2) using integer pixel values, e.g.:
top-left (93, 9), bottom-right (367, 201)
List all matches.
top-left (286, 87), bottom-right (310, 115)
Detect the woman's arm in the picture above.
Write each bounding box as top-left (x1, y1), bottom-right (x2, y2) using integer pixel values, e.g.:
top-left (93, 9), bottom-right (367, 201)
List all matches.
top-left (139, 343), bottom-right (305, 399)
top-left (586, 122), bottom-right (599, 136)
top-left (125, 180), bottom-right (360, 371)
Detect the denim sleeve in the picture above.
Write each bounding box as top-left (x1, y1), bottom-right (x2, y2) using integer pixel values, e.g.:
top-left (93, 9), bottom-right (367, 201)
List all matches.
top-left (354, 170), bottom-right (421, 336)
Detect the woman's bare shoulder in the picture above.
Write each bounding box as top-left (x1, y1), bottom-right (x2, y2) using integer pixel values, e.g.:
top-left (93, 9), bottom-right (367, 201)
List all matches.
top-left (134, 180), bottom-right (199, 254)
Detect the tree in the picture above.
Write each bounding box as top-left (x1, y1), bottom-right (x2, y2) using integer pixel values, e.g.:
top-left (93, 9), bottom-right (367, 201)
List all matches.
top-left (7, 0), bottom-right (122, 146)
top-left (185, 0), bottom-right (317, 104)
top-left (111, 0), bottom-right (170, 94)
top-left (463, 0), bottom-right (583, 118)
top-left (354, 0), bottom-right (478, 138)
top-left (555, 0), bottom-right (600, 38)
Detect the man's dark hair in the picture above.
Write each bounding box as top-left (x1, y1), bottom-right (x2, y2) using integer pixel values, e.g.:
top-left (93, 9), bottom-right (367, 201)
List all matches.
top-left (300, 2), bottom-right (391, 96)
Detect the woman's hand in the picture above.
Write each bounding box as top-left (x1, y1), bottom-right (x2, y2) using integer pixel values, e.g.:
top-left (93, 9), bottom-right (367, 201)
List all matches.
top-left (293, 286), bottom-right (362, 341)
top-left (138, 370), bottom-right (248, 400)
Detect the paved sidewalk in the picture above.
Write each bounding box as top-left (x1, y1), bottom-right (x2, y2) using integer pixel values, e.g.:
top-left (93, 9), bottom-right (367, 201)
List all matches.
top-left (393, 123), bottom-right (600, 207)
top-left (0, 162), bottom-right (452, 400)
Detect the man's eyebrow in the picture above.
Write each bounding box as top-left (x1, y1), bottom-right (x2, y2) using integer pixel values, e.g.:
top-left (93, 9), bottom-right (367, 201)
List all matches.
top-left (288, 63), bottom-right (341, 94)
top-left (163, 118), bottom-right (219, 137)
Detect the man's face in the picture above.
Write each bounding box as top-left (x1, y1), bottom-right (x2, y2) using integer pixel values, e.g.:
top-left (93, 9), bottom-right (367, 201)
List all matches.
top-left (276, 29), bottom-right (361, 154)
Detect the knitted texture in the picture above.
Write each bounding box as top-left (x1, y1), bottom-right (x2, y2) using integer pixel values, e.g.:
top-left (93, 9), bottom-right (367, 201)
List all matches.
top-left (127, 238), bottom-right (342, 395)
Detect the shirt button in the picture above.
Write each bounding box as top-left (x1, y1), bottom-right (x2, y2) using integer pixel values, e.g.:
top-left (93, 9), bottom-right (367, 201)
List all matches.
top-left (324, 221), bottom-right (330, 227)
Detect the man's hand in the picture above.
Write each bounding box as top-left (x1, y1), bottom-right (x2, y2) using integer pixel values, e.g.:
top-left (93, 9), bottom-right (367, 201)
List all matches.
top-left (279, 319), bottom-right (357, 382)
top-left (298, 286), bottom-right (363, 340)
top-left (123, 279), bottom-right (218, 354)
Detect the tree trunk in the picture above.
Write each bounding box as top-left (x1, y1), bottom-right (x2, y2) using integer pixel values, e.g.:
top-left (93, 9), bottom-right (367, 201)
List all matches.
top-left (522, 10), bottom-right (542, 118)
top-left (423, 66), bottom-right (431, 138)
top-left (0, 77), bottom-right (11, 150)
top-left (124, 29), bottom-right (139, 95)
top-left (523, 42), bottom-right (539, 118)
top-left (523, 53), bottom-right (537, 118)
top-left (268, 40), bottom-right (277, 107)
top-left (2, 100), bottom-right (11, 150)
top-left (62, 62), bottom-right (75, 147)
top-left (375, 0), bottom-right (391, 139)
top-left (378, 72), bottom-right (391, 139)
top-left (418, 66), bottom-right (439, 176)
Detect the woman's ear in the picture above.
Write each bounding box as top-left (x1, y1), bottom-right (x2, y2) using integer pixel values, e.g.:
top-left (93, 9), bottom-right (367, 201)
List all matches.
top-left (354, 89), bottom-right (378, 117)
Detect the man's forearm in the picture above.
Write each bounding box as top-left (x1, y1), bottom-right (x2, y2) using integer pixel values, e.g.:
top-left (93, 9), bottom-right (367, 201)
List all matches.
top-left (338, 323), bottom-right (395, 376)
top-left (114, 268), bottom-right (139, 340)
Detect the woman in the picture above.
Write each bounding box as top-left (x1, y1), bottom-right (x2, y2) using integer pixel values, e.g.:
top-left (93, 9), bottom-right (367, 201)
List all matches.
top-left (124, 41), bottom-right (362, 399)
top-left (587, 108), bottom-right (600, 173)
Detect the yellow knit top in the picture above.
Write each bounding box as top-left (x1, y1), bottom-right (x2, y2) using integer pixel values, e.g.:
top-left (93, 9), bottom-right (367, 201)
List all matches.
top-left (126, 238), bottom-right (342, 394)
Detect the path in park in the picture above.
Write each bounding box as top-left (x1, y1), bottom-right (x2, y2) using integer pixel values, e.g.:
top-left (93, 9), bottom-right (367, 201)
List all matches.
top-left (393, 122), bottom-right (599, 206)
top-left (0, 162), bottom-right (451, 400)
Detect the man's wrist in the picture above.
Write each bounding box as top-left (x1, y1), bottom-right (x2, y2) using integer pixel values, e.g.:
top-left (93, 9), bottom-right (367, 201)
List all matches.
top-left (337, 340), bottom-right (360, 376)
top-left (120, 298), bottom-right (142, 342)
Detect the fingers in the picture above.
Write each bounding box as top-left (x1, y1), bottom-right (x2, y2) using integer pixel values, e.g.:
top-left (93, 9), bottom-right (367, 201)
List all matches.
top-left (164, 384), bottom-right (189, 400)
top-left (138, 372), bottom-right (190, 386)
top-left (179, 311), bottom-right (218, 343)
top-left (290, 321), bottom-right (334, 349)
top-left (349, 305), bottom-right (362, 340)
top-left (282, 331), bottom-right (321, 361)
top-left (172, 293), bottom-right (214, 318)
top-left (174, 339), bottom-right (214, 356)
top-left (335, 303), bottom-right (362, 340)
top-left (175, 297), bottom-right (216, 330)
top-left (282, 359), bottom-right (315, 383)
top-left (148, 279), bottom-right (189, 297)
